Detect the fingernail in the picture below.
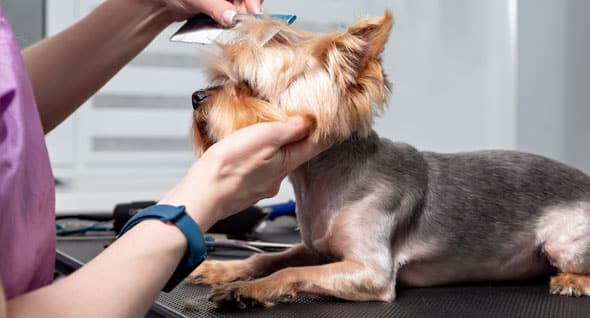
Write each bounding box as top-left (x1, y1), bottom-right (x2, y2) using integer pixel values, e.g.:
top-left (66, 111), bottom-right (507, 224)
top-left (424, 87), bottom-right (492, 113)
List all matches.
top-left (223, 10), bottom-right (237, 26)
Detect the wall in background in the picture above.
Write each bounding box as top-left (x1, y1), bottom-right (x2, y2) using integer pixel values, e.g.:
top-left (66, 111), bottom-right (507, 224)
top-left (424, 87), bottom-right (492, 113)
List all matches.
top-left (517, 0), bottom-right (590, 173)
top-left (563, 0), bottom-right (590, 173)
top-left (371, 0), bottom-right (517, 152)
top-left (517, 0), bottom-right (567, 163)
top-left (3, 0), bottom-right (588, 213)
top-left (1, 0), bottom-right (44, 47)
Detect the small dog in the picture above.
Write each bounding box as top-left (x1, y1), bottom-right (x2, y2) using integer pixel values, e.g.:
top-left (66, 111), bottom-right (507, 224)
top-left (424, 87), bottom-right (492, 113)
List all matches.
top-left (188, 11), bottom-right (590, 308)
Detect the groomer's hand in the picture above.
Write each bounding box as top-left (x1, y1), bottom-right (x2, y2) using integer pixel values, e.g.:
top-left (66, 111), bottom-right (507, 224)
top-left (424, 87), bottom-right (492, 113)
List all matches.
top-left (159, 116), bottom-right (328, 231)
top-left (161, 0), bottom-right (263, 26)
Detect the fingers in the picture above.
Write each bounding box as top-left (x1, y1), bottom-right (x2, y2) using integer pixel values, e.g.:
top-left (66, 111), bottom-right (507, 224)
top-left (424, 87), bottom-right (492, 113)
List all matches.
top-left (198, 0), bottom-right (238, 26)
top-left (231, 0), bottom-right (262, 13)
top-left (281, 137), bottom-right (330, 171)
top-left (200, 0), bottom-right (262, 26)
top-left (243, 0), bottom-right (262, 13)
top-left (257, 116), bottom-right (312, 148)
top-left (242, 116), bottom-right (327, 171)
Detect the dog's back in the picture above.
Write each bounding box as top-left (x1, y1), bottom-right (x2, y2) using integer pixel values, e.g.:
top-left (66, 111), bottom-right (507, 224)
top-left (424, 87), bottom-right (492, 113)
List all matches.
top-left (394, 146), bottom-right (590, 286)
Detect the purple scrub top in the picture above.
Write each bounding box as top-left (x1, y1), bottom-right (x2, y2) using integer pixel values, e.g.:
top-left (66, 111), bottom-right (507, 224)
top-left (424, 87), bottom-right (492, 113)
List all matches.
top-left (0, 6), bottom-right (56, 299)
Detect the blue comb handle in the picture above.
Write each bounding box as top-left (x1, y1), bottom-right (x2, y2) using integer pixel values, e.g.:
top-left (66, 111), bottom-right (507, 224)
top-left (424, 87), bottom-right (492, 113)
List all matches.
top-left (247, 14), bottom-right (297, 25)
top-left (187, 13), bottom-right (297, 26)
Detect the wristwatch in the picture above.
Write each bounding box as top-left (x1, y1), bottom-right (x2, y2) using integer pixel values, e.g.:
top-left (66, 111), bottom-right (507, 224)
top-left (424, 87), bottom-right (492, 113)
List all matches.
top-left (118, 204), bottom-right (207, 292)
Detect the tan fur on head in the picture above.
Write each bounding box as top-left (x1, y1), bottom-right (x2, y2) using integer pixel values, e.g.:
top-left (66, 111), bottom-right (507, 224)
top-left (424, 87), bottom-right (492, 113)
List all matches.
top-left (193, 11), bottom-right (394, 155)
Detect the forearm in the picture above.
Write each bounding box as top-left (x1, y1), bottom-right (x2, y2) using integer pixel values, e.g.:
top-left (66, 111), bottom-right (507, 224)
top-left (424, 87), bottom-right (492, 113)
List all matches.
top-left (22, 0), bottom-right (175, 133)
top-left (8, 220), bottom-right (186, 318)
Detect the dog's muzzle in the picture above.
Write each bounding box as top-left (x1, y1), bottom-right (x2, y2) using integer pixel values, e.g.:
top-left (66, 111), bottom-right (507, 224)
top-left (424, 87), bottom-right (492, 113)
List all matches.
top-left (192, 90), bottom-right (208, 110)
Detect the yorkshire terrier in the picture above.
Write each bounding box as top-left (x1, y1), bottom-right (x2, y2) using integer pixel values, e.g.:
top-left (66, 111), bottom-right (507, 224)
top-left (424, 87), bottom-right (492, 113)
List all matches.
top-left (188, 11), bottom-right (590, 308)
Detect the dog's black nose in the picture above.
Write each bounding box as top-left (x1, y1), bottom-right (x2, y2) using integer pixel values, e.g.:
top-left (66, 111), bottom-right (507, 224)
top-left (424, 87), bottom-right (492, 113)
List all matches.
top-left (192, 90), bottom-right (208, 110)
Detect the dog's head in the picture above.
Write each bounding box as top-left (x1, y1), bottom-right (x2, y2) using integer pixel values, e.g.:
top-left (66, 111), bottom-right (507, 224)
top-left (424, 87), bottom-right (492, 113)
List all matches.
top-left (192, 11), bottom-right (393, 155)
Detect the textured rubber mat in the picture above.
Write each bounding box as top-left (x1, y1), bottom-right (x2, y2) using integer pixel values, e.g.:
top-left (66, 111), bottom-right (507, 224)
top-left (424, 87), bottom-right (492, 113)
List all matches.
top-left (158, 280), bottom-right (590, 318)
top-left (57, 236), bottom-right (590, 318)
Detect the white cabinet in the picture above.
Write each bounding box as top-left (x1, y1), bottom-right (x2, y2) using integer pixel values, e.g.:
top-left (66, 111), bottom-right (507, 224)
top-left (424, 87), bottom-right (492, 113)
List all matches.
top-left (46, 0), bottom-right (202, 213)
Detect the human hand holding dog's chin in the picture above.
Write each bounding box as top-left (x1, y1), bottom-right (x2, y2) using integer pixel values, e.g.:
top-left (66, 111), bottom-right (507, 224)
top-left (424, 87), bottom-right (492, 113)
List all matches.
top-left (159, 0), bottom-right (262, 26)
top-left (159, 116), bottom-right (328, 231)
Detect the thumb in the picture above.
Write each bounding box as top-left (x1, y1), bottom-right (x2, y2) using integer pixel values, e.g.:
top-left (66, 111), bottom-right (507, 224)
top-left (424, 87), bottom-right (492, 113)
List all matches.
top-left (198, 0), bottom-right (238, 27)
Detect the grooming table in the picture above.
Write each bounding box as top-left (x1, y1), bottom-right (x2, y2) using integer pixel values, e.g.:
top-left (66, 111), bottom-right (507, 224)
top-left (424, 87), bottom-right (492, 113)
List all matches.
top-left (56, 224), bottom-right (590, 318)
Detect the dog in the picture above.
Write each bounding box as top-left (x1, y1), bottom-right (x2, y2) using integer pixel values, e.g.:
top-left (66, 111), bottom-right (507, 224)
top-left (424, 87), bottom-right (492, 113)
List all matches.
top-left (187, 11), bottom-right (590, 308)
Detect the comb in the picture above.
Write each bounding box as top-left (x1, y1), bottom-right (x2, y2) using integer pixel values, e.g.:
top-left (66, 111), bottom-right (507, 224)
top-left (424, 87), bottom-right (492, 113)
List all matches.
top-left (170, 13), bottom-right (297, 45)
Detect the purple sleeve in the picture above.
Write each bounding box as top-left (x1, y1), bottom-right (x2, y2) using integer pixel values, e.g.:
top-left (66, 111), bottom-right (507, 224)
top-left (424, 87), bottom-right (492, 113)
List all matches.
top-left (0, 6), bottom-right (56, 299)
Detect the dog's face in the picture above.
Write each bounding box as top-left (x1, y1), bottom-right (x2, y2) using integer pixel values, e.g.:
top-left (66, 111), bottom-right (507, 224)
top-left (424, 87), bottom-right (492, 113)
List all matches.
top-left (192, 12), bottom-right (393, 155)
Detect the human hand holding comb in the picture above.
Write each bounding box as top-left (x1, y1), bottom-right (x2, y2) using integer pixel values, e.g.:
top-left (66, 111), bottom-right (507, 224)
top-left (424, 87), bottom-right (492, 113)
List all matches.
top-left (160, 0), bottom-right (263, 26)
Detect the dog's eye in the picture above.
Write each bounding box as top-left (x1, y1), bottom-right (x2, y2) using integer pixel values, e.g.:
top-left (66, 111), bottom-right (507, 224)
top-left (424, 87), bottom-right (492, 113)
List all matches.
top-left (241, 80), bottom-right (252, 89)
top-left (238, 80), bottom-right (257, 95)
top-left (207, 84), bottom-right (223, 90)
top-left (235, 80), bottom-right (269, 103)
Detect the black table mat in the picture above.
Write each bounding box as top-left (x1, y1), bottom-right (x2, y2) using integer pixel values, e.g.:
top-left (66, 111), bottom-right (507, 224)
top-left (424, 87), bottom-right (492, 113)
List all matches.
top-left (161, 280), bottom-right (590, 318)
top-left (56, 234), bottom-right (590, 318)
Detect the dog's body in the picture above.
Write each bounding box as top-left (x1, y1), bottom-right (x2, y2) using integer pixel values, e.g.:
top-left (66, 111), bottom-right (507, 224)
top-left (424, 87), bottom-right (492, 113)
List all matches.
top-left (294, 133), bottom-right (590, 288)
top-left (188, 12), bottom-right (590, 308)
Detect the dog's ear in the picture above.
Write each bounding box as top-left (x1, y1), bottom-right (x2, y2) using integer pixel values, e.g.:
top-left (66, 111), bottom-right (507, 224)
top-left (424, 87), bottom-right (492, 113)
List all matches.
top-left (347, 11), bottom-right (393, 61)
top-left (316, 11), bottom-right (393, 86)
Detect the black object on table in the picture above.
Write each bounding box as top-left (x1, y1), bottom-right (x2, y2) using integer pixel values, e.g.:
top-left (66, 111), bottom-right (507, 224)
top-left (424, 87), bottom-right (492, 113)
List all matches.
top-left (56, 221), bottom-right (590, 318)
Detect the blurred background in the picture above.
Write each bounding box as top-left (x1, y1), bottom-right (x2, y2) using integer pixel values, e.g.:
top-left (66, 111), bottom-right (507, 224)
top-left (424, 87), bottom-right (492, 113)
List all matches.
top-left (3, 0), bottom-right (589, 215)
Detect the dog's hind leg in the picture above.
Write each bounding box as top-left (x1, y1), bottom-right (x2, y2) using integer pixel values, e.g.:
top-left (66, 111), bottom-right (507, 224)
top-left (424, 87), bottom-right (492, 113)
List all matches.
top-left (188, 244), bottom-right (322, 285)
top-left (208, 258), bottom-right (395, 308)
top-left (537, 202), bottom-right (590, 296)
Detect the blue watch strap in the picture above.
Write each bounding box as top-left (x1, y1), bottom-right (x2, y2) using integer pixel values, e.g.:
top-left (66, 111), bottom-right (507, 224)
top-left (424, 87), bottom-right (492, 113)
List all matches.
top-left (118, 204), bottom-right (207, 292)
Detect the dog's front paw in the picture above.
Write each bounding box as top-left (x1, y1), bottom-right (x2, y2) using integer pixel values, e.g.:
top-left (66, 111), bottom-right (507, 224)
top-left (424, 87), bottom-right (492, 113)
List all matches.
top-left (208, 281), bottom-right (296, 309)
top-left (208, 282), bottom-right (273, 309)
top-left (188, 260), bottom-right (252, 285)
top-left (550, 273), bottom-right (590, 297)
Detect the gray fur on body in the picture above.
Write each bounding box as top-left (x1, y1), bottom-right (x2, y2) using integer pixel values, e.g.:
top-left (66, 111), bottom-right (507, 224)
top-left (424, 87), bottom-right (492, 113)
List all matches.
top-left (289, 131), bottom-right (590, 286)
